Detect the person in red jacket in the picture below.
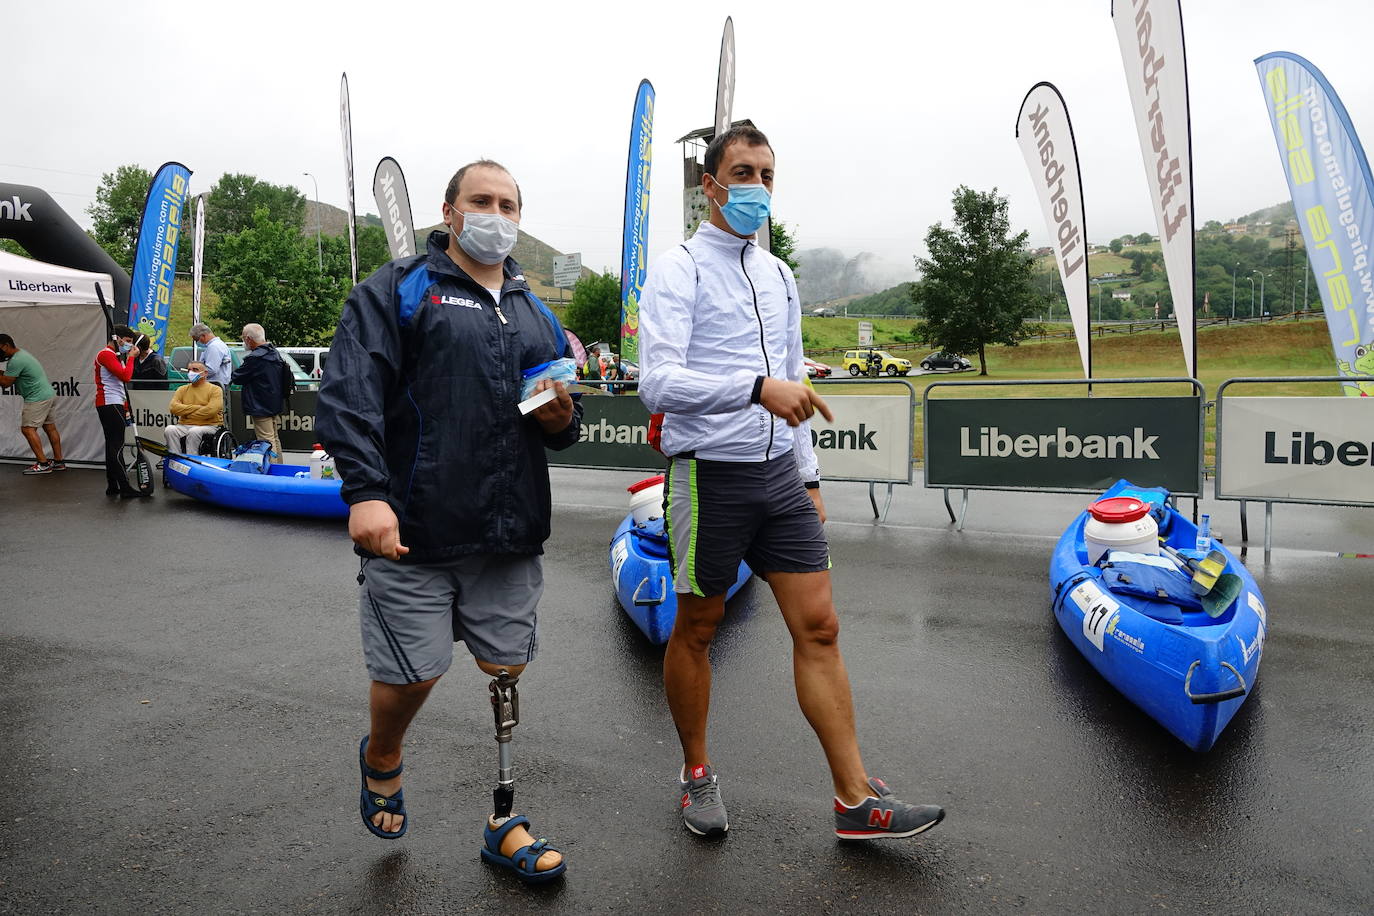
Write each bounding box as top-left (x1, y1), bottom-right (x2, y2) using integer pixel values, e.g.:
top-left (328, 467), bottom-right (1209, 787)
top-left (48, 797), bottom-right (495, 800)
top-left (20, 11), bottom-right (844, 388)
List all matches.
top-left (94, 325), bottom-right (141, 497)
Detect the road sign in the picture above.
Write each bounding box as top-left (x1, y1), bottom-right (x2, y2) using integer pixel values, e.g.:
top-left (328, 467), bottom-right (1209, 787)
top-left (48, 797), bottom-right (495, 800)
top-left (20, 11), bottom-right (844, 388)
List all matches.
top-left (553, 253), bottom-right (583, 288)
top-left (858, 321), bottom-right (873, 346)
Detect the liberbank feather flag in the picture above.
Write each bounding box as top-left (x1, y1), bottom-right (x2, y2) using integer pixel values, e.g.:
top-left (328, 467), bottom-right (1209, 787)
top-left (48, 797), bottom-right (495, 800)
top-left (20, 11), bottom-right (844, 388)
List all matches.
top-left (1255, 53), bottom-right (1374, 396)
top-left (127, 161), bottom-right (191, 351)
top-left (192, 194), bottom-right (205, 329)
top-left (1113, 0), bottom-right (1195, 377)
top-left (373, 157), bottom-right (415, 262)
top-left (620, 79), bottom-right (655, 364)
top-left (1016, 82), bottom-right (1092, 379)
top-left (715, 17), bottom-right (735, 141)
top-left (340, 73), bottom-right (358, 286)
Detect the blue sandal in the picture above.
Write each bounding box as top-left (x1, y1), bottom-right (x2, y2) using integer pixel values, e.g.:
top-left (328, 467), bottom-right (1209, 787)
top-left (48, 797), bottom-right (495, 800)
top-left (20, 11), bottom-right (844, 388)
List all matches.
top-left (481, 815), bottom-right (567, 883)
top-left (358, 735), bottom-right (407, 839)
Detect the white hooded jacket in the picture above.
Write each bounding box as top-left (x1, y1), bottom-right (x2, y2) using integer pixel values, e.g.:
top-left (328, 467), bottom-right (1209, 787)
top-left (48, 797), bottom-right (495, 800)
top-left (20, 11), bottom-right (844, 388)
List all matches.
top-left (638, 221), bottom-right (820, 483)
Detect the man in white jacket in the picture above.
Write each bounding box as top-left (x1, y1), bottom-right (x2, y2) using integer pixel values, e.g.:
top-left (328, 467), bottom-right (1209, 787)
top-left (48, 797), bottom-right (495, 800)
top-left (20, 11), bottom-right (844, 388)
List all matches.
top-left (639, 126), bottom-right (944, 842)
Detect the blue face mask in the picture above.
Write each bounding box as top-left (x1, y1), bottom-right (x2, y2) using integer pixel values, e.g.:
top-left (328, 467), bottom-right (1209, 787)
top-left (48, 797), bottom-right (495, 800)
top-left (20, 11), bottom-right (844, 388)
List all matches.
top-left (188, 371), bottom-right (203, 383)
top-left (708, 175), bottom-right (771, 236)
top-left (119, 342), bottom-right (133, 354)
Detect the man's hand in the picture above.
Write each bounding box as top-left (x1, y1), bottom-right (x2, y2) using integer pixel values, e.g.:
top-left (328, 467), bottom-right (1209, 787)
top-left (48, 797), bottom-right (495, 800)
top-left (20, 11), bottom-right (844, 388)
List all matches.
top-left (808, 487), bottom-right (827, 524)
top-left (349, 499), bottom-right (409, 560)
top-left (531, 379), bottom-right (574, 434)
top-left (759, 378), bottom-right (833, 427)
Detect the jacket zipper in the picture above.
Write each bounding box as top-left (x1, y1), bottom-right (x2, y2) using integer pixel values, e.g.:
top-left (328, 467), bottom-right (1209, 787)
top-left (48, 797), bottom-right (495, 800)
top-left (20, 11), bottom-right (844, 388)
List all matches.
top-left (738, 243), bottom-right (773, 460)
top-left (491, 287), bottom-right (511, 542)
top-left (494, 305), bottom-right (508, 325)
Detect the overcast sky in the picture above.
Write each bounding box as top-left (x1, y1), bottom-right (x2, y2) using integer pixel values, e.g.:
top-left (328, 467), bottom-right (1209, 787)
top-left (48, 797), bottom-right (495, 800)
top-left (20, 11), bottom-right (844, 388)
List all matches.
top-left (6, 0), bottom-right (1373, 283)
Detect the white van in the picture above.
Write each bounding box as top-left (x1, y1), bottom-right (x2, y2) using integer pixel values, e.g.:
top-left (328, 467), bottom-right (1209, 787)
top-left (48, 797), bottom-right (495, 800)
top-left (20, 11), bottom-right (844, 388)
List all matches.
top-left (280, 347), bottom-right (329, 380)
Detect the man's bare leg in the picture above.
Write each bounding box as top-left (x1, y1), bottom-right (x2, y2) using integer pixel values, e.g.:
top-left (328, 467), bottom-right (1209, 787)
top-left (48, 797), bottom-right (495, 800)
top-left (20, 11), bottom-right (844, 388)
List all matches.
top-left (475, 659), bottom-right (561, 872)
top-left (20, 427), bottom-right (45, 463)
top-left (663, 592), bottom-right (727, 769)
top-left (767, 570), bottom-right (872, 806)
top-left (43, 423), bottom-right (62, 463)
top-left (364, 676), bottom-right (439, 833)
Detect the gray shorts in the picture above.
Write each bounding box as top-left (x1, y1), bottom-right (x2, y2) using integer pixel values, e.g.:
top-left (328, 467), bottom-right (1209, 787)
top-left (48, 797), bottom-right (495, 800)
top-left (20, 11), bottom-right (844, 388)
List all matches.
top-left (665, 450), bottom-right (830, 597)
top-left (358, 554), bottom-right (543, 684)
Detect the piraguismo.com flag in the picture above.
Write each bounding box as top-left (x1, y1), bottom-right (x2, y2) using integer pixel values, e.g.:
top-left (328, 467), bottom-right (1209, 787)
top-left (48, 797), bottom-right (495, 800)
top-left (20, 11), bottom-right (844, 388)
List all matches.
top-left (620, 79), bottom-right (654, 364)
top-left (1256, 52), bottom-right (1374, 396)
top-left (128, 161), bottom-right (192, 351)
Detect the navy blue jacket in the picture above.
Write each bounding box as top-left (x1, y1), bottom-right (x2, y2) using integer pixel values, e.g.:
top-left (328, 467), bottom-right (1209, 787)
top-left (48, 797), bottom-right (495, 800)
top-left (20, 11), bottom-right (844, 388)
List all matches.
top-left (316, 230), bottom-right (582, 562)
top-left (230, 343), bottom-right (288, 417)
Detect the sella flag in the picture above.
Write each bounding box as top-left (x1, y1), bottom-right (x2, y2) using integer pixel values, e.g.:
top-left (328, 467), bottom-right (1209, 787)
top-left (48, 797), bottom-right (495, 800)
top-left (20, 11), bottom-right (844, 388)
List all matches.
top-left (372, 157), bottom-right (415, 262)
top-left (127, 161), bottom-right (191, 352)
top-left (1255, 53), bottom-right (1374, 395)
top-left (620, 79), bottom-right (655, 364)
top-left (1016, 82), bottom-right (1092, 380)
top-left (340, 73), bottom-right (358, 286)
top-left (1112, 0), bottom-right (1196, 377)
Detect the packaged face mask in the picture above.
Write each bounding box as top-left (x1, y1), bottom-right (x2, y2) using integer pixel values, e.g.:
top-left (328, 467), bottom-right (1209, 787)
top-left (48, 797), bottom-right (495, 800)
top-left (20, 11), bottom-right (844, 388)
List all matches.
top-left (520, 357), bottom-right (578, 402)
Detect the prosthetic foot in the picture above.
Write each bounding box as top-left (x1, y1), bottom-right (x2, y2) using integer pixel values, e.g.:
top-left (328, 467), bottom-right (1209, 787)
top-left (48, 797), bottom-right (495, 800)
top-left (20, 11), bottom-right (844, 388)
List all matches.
top-left (481, 668), bottom-right (566, 882)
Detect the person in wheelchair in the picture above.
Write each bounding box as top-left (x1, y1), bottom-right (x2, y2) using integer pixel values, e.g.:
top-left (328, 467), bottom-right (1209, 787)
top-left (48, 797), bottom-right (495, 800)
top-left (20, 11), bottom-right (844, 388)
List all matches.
top-left (163, 361), bottom-right (226, 456)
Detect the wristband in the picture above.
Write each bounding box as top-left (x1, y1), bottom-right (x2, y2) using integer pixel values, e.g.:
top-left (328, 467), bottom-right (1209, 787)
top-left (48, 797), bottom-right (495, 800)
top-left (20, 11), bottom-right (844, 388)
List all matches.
top-left (804, 481), bottom-right (820, 490)
top-left (750, 376), bottom-right (765, 404)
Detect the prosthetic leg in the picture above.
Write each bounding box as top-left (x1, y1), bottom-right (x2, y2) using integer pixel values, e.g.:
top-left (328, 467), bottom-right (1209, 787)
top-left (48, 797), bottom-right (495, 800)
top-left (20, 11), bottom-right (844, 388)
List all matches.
top-left (489, 668), bottom-right (520, 819)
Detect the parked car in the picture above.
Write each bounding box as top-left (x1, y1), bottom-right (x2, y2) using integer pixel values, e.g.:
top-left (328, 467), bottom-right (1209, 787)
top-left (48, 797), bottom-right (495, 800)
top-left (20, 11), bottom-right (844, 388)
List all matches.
top-left (810, 307), bottom-right (836, 317)
top-left (280, 347), bottom-right (330, 380)
top-left (167, 345), bottom-right (314, 383)
top-left (840, 348), bottom-right (912, 377)
top-left (803, 357), bottom-right (833, 378)
top-left (919, 351), bottom-right (973, 372)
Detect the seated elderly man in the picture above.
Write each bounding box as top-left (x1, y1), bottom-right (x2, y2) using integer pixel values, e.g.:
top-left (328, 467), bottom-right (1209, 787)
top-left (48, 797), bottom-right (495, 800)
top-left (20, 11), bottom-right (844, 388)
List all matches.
top-left (163, 361), bottom-right (224, 455)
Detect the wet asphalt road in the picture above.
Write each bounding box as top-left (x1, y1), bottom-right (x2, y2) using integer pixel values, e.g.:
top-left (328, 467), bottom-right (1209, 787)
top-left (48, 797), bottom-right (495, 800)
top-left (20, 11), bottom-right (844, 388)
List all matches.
top-left (1, 464), bottom-right (1371, 915)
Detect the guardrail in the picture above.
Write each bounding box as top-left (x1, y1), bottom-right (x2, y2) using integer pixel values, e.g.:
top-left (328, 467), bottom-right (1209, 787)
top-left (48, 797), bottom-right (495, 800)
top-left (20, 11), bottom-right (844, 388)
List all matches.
top-left (1214, 374), bottom-right (1374, 557)
top-left (922, 377), bottom-right (1205, 529)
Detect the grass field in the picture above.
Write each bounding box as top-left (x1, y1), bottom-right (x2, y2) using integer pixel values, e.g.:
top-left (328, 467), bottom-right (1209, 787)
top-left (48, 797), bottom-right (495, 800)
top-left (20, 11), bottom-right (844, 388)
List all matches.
top-left (809, 316), bottom-right (1343, 465)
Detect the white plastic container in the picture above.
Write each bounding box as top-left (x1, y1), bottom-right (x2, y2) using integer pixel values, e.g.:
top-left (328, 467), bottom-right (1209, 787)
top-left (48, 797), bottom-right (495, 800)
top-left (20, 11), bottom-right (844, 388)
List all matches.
top-left (1084, 496), bottom-right (1159, 566)
top-left (309, 443), bottom-right (335, 481)
top-left (627, 474), bottom-right (665, 525)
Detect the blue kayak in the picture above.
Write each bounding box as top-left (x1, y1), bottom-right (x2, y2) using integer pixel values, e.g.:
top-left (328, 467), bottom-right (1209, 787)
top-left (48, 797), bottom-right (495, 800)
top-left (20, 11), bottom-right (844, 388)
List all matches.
top-left (609, 513), bottom-right (751, 644)
top-left (163, 455), bottom-right (349, 519)
top-left (1048, 480), bottom-right (1267, 752)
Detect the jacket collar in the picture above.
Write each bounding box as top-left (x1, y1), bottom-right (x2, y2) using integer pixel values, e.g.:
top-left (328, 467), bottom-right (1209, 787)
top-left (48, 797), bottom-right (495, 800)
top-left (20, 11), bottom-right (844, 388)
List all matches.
top-left (692, 220), bottom-right (756, 252)
top-left (424, 229), bottom-right (530, 294)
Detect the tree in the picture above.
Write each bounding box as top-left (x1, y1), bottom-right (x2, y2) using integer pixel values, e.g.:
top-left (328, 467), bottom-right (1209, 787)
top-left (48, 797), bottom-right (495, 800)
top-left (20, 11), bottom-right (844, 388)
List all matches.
top-left (1109, 237), bottom-right (1124, 254)
top-left (204, 173), bottom-right (306, 271)
top-left (563, 270), bottom-right (621, 350)
top-left (770, 218), bottom-right (800, 273)
top-left (212, 209), bottom-right (349, 346)
top-left (87, 164), bottom-right (154, 269)
top-left (912, 186), bottom-right (1042, 375)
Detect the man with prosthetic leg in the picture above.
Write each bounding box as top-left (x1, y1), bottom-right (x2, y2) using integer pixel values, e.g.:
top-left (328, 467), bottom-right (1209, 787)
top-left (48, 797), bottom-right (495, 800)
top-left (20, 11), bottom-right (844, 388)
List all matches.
top-left (639, 126), bottom-right (945, 842)
top-left (318, 160), bottom-right (580, 882)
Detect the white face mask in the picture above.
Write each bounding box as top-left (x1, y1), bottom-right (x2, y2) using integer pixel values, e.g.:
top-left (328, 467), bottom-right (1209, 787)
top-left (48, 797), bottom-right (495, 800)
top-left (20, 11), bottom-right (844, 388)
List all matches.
top-left (188, 371), bottom-right (203, 383)
top-left (450, 210), bottom-right (519, 265)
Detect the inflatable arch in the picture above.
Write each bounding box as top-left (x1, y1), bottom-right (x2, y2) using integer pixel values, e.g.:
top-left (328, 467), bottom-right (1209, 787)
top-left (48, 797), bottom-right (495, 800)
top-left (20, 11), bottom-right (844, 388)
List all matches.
top-left (0, 182), bottom-right (130, 310)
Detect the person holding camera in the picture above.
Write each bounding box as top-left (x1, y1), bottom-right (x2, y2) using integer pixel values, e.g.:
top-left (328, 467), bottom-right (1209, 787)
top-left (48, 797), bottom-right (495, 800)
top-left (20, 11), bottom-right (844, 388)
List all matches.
top-left (93, 326), bottom-right (142, 497)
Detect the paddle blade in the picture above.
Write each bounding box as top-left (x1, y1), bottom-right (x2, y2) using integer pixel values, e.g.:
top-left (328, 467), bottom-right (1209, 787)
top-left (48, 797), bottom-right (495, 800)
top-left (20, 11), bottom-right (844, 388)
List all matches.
top-left (1201, 573), bottom-right (1243, 617)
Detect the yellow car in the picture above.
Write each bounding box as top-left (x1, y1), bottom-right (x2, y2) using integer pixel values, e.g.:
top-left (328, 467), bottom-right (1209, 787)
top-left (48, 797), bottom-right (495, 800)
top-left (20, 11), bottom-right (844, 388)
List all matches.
top-left (841, 348), bottom-right (912, 377)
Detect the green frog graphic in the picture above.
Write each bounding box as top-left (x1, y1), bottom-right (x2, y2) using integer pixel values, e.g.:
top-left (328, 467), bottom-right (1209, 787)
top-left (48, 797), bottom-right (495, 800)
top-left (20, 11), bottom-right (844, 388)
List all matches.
top-left (1337, 342), bottom-right (1374, 396)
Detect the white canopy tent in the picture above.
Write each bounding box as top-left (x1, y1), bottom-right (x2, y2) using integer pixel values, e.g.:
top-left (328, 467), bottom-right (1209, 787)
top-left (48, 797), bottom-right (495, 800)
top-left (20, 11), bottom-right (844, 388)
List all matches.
top-left (0, 251), bottom-right (114, 466)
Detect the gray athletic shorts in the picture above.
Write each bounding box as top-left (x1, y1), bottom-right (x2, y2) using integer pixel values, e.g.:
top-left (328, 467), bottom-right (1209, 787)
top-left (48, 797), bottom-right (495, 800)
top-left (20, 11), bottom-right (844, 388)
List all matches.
top-left (357, 554), bottom-right (543, 684)
top-left (665, 449), bottom-right (830, 597)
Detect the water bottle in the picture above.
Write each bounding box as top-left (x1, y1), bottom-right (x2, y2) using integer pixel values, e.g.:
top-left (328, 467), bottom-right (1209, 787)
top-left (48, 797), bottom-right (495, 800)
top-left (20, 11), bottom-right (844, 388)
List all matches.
top-left (1195, 513), bottom-right (1212, 553)
top-left (310, 443), bottom-right (328, 480)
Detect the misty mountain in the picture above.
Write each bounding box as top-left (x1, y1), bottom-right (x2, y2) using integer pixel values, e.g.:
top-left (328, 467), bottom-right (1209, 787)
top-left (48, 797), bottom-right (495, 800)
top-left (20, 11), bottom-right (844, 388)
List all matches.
top-left (795, 248), bottom-right (912, 306)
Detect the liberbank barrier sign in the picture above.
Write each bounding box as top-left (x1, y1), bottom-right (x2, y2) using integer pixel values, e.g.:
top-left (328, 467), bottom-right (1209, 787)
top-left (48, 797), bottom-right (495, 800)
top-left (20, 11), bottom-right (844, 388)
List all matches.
top-left (128, 386), bottom-right (325, 454)
top-left (554, 391), bottom-right (914, 483)
top-left (924, 387), bottom-right (1202, 495)
top-left (1217, 393), bottom-right (1374, 506)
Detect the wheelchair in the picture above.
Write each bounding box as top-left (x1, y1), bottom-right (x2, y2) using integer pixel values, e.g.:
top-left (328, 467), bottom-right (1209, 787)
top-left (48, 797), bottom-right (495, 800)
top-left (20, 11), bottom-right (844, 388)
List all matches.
top-left (197, 426), bottom-right (238, 459)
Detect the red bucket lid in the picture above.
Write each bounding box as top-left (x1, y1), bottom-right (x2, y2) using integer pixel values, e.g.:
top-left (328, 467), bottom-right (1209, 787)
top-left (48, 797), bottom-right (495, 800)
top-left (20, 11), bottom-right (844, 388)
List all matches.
top-left (627, 474), bottom-right (665, 494)
top-left (1089, 496), bottom-right (1150, 524)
